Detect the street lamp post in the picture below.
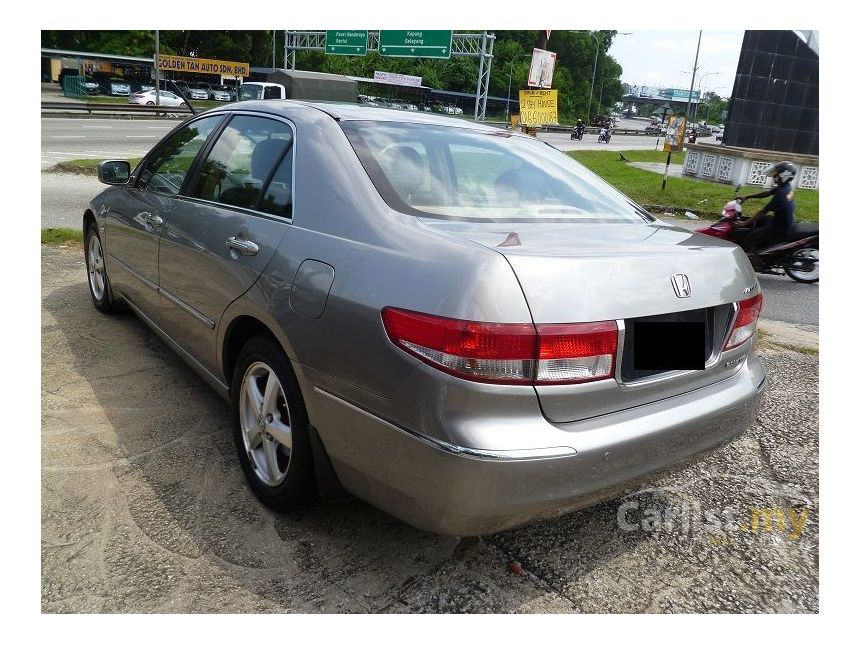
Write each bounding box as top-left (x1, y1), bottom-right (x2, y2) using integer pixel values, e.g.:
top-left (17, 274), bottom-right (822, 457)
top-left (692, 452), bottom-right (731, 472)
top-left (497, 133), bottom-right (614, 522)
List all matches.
top-left (505, 52), bottom-right (531, 122)
top-left (584, 31), bottom-right (630, 124)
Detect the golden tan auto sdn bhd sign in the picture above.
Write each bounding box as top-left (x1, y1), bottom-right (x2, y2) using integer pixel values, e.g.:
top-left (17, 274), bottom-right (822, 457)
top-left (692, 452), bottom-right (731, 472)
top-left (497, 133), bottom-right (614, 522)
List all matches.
top-left (518, 89), bottom-right (558, 125)
top-left (156, 54), bottom-right (249, 77)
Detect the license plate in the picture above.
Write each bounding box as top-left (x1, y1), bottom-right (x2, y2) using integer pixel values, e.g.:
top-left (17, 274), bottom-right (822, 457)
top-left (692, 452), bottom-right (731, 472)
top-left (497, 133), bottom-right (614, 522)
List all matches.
top-left (632, 321), bottom-right (706, 371)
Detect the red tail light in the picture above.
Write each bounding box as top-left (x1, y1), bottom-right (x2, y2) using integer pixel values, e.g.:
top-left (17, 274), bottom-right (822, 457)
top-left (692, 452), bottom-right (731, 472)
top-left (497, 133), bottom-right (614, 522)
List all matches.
top-left (382, 308), bottom-right (617, 385)
top-left (724, 293), bottom-right (763, 350)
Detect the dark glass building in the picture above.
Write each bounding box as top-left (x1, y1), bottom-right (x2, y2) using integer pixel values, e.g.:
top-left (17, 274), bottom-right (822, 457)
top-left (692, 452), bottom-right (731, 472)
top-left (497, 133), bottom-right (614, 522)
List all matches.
top-left (724, 30), bottom-right (818, 155)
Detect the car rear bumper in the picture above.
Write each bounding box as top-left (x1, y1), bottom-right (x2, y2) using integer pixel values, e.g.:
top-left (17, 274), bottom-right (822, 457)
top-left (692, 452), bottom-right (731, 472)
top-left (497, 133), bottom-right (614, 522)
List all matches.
top-left (309, 354), bottom-right (766, 536)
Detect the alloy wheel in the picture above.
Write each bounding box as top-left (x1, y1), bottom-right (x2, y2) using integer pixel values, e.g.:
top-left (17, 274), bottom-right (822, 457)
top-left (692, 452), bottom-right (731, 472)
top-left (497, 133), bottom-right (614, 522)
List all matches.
top-left (87, 234), bottom-right (106, 301)
top-left (239, 362), bottom-right (293, 486)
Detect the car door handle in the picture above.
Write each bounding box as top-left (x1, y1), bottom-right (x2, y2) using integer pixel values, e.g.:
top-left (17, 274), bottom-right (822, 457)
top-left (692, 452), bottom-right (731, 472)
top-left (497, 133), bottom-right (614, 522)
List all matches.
top-left (226, 236), bottom-right (259, 256)
top-left (143, 213), bottom-right (163, 227)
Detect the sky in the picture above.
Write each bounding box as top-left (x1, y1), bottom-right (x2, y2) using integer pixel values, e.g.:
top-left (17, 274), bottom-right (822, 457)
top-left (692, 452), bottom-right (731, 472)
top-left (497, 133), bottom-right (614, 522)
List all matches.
top-left (608, 30), bottom-right (745, 98)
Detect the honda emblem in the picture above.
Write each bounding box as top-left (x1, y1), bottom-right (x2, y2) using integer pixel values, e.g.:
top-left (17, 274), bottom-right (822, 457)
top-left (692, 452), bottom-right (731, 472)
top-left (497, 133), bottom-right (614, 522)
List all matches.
top-left (671, 274), bottom-right (692, 298)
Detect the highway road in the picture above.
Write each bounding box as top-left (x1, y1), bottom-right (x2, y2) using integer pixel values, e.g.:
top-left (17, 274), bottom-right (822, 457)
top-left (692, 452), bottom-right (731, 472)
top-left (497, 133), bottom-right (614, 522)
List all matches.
top-left (40, 115), bottom-right (816, 328)
top-left (41, 117), bottom-right (176, 169)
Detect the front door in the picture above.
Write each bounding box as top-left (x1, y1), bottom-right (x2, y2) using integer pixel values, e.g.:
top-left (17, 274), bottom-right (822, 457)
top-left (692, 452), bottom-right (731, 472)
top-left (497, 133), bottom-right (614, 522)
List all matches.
top-left (104, 115), bottom-right (224, 315)
top-left (157, 113), bottom-right (295, 373)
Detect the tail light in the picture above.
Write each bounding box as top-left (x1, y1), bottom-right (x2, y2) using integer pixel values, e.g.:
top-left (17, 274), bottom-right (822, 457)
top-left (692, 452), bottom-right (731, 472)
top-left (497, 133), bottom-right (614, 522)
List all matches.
top-left (724, 293), bottom-right (763, 350)
top-left (382, 308), bottom-right (617, 386)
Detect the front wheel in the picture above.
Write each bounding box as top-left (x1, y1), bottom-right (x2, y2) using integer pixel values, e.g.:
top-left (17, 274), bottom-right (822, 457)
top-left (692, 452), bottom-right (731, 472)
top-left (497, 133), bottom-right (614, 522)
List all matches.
top-left (179, 102), bottom-right (188, 110)
top-left (85, 223), bottom-right (117, 313)
top-left (785, 248), bottom-right (819, 283)
top-left (231, 335), bottom-right (315, 511)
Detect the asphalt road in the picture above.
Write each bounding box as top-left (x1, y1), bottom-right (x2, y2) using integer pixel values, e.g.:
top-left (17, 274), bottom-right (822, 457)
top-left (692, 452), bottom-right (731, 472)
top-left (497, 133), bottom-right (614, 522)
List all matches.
top-left (41, 117), bottom-right (176, 169)
top-left (41, 245), bottom-right (818, 613)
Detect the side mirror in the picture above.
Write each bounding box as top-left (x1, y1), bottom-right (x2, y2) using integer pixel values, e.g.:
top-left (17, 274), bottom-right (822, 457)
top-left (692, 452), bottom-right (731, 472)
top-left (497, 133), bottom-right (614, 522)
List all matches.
top-left (97, 160), bottom-right (131, 185)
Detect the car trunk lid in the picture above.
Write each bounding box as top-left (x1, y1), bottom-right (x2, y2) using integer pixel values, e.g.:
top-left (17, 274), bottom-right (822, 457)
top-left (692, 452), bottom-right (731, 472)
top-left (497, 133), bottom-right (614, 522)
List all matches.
top-left (417, 219), bottom-right (759, 422)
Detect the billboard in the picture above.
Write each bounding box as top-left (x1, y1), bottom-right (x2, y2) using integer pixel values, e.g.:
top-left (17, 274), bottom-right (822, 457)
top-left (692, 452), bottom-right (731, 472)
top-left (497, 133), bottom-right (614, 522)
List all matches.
top-left (519, 89), bottom-right (558, 124)
top-left (373, 71), bottom-right (422, 87)
top-left (156, 54), bottom-right (249, 77)
top-left (624, 84), bottom-right (701, 103)
top-left (527, 48), bottom-right (556, 89)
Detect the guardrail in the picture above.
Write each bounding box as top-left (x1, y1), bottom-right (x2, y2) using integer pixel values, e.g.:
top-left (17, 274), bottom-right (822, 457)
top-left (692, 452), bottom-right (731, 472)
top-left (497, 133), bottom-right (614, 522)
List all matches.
top-left (42, 101), bottom-right (192, 116)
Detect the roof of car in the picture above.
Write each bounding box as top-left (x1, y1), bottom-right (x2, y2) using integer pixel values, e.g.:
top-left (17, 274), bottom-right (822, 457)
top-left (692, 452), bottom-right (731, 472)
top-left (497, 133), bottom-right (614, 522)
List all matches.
top-left (218, 99), bottom-right (510, 134)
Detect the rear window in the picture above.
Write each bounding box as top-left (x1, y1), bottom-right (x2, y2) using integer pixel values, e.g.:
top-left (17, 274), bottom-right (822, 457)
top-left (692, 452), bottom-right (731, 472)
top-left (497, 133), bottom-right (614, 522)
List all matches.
top-left (340, 121), bottom-right (652, 223)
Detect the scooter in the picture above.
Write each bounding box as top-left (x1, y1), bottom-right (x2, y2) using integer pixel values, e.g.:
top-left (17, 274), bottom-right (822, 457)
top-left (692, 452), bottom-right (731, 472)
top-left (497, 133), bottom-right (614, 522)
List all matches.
top-left (570, 125), bottom-right (585, 141)
top-left (598, 127), bottom-right (612, 143)
top-left (695, 199), bottom-right (820, 283)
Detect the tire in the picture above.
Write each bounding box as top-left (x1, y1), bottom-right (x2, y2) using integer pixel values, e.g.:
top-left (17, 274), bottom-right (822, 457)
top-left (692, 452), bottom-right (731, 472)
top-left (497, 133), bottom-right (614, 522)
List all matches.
top-left (231, 335), bottom-right (315, 511)
top-left (785, 248), bottom-right (819, 283)
top-left (179, 102), bottom-right (188, 110)
top-left (84, 223), bottom-right (117, 313)
top-left (146, 101), bottom-right (154, 106)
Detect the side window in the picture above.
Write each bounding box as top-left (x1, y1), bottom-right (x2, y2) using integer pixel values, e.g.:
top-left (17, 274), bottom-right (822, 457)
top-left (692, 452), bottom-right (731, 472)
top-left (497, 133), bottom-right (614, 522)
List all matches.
top-left (137, 116), bottom-right (222, 196)
top-left (189, 115), bottom-right (293, 213)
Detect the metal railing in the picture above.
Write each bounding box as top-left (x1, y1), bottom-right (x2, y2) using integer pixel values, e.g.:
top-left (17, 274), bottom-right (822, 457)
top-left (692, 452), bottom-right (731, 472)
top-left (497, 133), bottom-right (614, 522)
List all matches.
top-left (41, 101), bottom-right (192, 116)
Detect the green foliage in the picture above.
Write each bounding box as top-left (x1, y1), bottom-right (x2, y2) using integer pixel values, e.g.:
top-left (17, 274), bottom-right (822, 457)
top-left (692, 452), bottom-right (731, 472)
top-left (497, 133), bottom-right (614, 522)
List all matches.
top-left (42, 30), bottom-right (626, 121)
top-left (41, 228), bottom-right (83, 245)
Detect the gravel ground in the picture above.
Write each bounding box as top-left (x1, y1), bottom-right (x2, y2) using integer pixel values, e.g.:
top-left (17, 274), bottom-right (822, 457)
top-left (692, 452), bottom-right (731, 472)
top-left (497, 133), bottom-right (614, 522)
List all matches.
top-left (41, 246), bottom-right (818, 613)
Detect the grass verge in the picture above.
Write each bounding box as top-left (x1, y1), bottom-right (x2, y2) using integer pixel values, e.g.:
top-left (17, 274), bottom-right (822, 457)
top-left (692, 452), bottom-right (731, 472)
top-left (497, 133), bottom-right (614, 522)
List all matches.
top-left (569, 150), bottom-right (819, 222)
top-left (755, 329), bottom-right (819, 356)
top-left (42, 228), bottom-right (83, 247)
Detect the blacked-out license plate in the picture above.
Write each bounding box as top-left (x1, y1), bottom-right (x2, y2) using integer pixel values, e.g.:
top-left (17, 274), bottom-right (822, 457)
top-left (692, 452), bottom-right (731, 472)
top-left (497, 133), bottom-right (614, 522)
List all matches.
top-left (632, 321), bottom-right (706, 371)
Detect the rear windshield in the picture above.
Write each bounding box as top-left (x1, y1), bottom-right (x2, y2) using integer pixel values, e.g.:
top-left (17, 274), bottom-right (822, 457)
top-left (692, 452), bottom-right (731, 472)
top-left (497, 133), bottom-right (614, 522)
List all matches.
top-left (340, 120), bottom-right (652, 223)
top-left (240, 85), bottom-right (263, 100)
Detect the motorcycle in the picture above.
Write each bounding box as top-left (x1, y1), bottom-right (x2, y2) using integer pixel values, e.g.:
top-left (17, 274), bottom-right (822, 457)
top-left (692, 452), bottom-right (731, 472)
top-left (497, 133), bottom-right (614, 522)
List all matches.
top-left (570, 125), bottom-right (585, 141)
top-left (695, 199), bottom-right (819, 283)
top-left (598, 127), bottom-right (612, 143)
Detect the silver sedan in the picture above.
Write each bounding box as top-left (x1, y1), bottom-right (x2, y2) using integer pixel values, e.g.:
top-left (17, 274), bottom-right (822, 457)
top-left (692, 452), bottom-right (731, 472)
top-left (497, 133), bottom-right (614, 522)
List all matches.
top-left (83, 102), bottom-right (766, 535)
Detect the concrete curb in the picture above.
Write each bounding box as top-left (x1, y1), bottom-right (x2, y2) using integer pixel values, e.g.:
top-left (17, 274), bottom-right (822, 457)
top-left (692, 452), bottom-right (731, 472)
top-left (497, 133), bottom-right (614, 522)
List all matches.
top-left (758, 318), bottom-right (818, 352)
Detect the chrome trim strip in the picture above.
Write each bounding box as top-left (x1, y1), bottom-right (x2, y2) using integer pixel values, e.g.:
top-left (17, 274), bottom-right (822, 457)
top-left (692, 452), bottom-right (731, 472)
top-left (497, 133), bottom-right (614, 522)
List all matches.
top-left (313, 387), bottom-right (577, 461)
top-left (122, 298), bottom-right (230, 401)
top-left (107, 253), bottom-right (158, 291)
top-left (159, 286), bottom-right (216, 329)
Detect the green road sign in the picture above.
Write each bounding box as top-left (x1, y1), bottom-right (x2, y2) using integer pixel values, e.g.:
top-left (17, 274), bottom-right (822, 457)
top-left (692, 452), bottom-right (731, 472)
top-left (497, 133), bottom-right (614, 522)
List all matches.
top-left (325, 30), bottom-right (368, 56)
top-left (379, 30), bottom-right (453, 59)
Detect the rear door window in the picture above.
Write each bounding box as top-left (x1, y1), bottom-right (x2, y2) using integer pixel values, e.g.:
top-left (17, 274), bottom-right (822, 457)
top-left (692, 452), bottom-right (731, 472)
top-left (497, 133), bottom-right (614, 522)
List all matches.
top-left (187, 115), bottom-right (293, 214)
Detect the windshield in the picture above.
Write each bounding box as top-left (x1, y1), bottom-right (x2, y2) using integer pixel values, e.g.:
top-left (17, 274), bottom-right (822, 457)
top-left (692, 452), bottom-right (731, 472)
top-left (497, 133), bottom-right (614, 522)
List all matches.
top-left (240, 85), bottom-right (263, 100)
top-left (340, 121), bottom-right (652, 223)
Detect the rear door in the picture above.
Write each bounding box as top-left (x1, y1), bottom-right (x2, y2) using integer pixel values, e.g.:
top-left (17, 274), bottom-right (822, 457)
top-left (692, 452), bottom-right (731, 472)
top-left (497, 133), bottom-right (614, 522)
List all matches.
top-left (157, 112), bottom-right (295, 372)
top-left (104, 114), bottom-right (224, 316)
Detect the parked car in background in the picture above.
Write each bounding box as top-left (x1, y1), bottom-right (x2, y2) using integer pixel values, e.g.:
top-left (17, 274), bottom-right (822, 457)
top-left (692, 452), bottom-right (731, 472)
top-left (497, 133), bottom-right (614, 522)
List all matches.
top-left (186, 84), bottom-right (210, 101)
top-left (84, 101), bottom-right (765, 535)
top-left (81, 77), bottom-right (101, 95)
top-left (239, 82), bottom-right (286, 101)
top-left (209, 85), bottom-right (232, 101)
top-left (100, 78), bottom-right (130, 96)
top-left (128, 89), bottom-right (188, 108)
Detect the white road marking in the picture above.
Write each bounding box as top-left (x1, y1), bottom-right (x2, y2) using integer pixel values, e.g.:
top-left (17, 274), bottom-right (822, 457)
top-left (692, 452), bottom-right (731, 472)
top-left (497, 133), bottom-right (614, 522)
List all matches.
top-left (50, 135), bottom-right (86, 139)
top-left (82, 126), bottom-right (113, 129)
top-left (125, 135), bottom-right (157, 138)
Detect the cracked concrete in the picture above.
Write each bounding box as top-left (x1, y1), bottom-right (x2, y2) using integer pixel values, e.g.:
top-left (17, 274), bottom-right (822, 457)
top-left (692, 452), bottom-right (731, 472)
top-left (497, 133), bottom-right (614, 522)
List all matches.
top-left (41, 245), bottom-right (818, 613)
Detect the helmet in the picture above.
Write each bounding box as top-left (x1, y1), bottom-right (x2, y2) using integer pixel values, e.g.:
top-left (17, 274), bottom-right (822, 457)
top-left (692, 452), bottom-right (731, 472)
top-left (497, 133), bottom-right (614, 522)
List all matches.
top-left (576, 119), bottom-right (583, 124)
top-left (765, 161), bottom-right (797, 184)
top-left (722, 199), bottom-right (742, 219)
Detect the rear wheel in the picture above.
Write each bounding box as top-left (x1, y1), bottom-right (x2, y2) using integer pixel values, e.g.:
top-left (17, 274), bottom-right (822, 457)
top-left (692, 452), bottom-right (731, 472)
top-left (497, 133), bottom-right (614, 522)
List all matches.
top-left (785, 248), bottom-right (819, 283)
top-left (231, 335), bottom-right (314, 511)
top-left (146, 101), bottom-right (154, 106)
top-left (179, 102), bottom-right (188, 110)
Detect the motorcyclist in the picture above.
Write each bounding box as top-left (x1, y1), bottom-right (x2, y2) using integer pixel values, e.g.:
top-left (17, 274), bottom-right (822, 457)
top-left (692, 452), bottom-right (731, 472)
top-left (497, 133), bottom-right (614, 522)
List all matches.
top-left (733, 161), bottom-right (797, 269)
top-left (574, 119), bottom-right (585, 139)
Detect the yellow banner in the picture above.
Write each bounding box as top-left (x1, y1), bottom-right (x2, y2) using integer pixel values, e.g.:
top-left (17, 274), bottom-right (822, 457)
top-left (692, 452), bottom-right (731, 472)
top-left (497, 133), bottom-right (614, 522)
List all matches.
top-left (663, 115), bottom-right (688, 152)
top-left (156, 54), bottom-right (249, 77)
top-left (518, 89), bottom-right (558, 125)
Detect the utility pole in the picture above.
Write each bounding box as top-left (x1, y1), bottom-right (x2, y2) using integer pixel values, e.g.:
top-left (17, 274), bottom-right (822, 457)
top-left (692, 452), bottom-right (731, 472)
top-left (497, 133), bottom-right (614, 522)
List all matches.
top-left (662, 30), bottom-right (701, 191)
top-left (155, 29), bottom-right (160, 106)
top-left (272, 30), bottom-right (276, 70)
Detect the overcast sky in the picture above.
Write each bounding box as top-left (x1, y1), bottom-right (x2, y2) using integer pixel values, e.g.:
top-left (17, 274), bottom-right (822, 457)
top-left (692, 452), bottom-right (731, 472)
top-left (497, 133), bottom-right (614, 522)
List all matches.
top-left (608, 30), bottom-right (745, 98)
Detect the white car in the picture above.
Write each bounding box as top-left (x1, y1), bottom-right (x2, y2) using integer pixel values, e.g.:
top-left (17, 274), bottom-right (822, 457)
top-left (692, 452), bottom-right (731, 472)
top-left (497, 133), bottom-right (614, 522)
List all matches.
top-left (128, 90), bottom-right (187, 108)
